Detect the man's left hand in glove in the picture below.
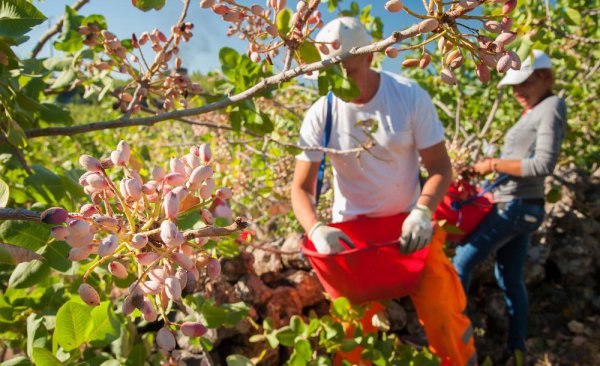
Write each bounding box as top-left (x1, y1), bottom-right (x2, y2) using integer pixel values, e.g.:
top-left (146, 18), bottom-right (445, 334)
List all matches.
top-left (400, 204), bottom-right (434, 254)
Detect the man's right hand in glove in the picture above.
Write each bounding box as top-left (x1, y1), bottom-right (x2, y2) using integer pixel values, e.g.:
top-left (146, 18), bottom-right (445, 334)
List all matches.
top-left (308, 222), bottom-right (355, 254)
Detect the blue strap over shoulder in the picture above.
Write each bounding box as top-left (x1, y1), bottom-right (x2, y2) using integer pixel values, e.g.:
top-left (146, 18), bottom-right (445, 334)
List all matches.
top-left (315, 92), bottom-right (333, 206)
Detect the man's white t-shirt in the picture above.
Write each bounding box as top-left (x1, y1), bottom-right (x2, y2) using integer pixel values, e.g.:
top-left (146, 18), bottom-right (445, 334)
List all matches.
top-left (297, 71), bottom-right (445, 222)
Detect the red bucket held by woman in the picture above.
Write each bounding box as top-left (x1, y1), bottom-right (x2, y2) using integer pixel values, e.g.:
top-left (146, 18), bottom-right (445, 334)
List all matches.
top-left (433, 180), bottom-right (494, 243)
top-left (301, 213), bottom-right (430, 304)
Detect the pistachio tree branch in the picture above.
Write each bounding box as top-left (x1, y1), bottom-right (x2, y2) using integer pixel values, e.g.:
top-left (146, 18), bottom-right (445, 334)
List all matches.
top-left (0, 208), bottom-right (43, 222)
top-left (30, 0), bottom-right (91, 58)
top-left (22, 23), bottom-right (425, 140)
top-left (183, 217), bottom-right (249, 239)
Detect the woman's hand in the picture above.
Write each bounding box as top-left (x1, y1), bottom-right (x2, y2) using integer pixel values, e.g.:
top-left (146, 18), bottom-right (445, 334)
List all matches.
top-left (472, 159), bottom-right (494, 175)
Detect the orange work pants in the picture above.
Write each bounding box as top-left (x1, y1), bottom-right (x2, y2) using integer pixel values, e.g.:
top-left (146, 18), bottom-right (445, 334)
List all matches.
top-left (334, 229), bottom-right (477, 366)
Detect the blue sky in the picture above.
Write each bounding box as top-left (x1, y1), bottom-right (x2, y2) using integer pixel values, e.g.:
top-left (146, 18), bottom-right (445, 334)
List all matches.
top-left (18, 0), bottom-right (423, 74)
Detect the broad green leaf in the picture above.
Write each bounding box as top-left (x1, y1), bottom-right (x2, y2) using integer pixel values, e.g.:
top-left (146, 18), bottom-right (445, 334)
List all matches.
top-left (564, 8), bottom-right (581, 25)
top-left (294, 338), bottom-right (312, 360)
top-left (318, 65), bottom-right (360, 102)
top-left (275, 326), bottom-right (296, 347)
top-left (1, 356), bottom-right (31, 366)
top-left (24, 164), bottom-right (66, 203)
top-left (54, 301), bottom-right (93, 351)
top-left (0, 0), bottom-right (46, 39)
top-left (0, 220), bottom-right (50, 251)
top-left (88, 301), bottom-right (120, 346)
top-left (49, 68), bottom-right (76, 89)
top-left (8, 260), bottom-right (50, 288)
top-left (226, 355), bottom-right (253, 366)
top-left (31, 348), bottom-right (62, 366)
top-left (27, 314), bottom-right (46, 357)
top-left (99, 360), bottom-right (121, 366)
top-left (132, 0), bottom-right (166, 11)
top-left (0, 177), bottom-right (8, 207)
top-left (42, 56), bottom-right (74, 71)
top-left (40, 242), bottom-right (72, 272)
top-left (125, 344), bottom-right (147, 366)
top-left (6, 119), bottom-right (27, 148)
top-left (0, 242), bottom-right (43, 265)
top-left (201, 301), bottom-right (249, 328)
top-left (331, 297), bottom-right (351, 320)
top-left (297, 42), bottom-right (321, 65)
top-left (38, 103), bottom-right (73, 125)
top-left (276, 8), bottom-right (292, 36)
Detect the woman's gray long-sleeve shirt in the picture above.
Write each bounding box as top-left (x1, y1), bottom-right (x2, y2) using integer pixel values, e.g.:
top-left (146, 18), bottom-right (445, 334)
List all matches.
top-left (494, 95), bottom-right (567, 202)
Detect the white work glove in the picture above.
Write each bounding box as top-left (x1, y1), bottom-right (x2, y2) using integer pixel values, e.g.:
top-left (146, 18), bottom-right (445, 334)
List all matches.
top-left (308, 222), bottom-right (355, 254)
top-left (400, 204), bottom-right (434, 254)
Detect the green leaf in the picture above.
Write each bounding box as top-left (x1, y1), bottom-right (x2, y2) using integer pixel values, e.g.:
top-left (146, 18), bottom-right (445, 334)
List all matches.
top-left (201, 301), bottom-right (249, 328)
top-left (8, 260), bottom-right (50, 288)
top-left (331, 297), bottom-right (351, 321)
top-left (27, 314), bottom-right (46, 357)
top-left (564, 7), bottom-right (581, 25)
top-left (132, 0), bottom-right (166, 11)
top-left (0, 242), bottom-right (43, 265)
top-left (318, 65), bottom-right (360, 102)
top-left (0, 220), bottom-right (50, 251)
top-left (125, 344), bottom-right (147, 366)
top-left (276, 8), bottom-right (292, 36)
top-left (88, 301), bottom-right (120, 346)
top-left (24, 164), bottom-right (66, 203)
top-left (275, 326), bottom-right (296, 347)
top-left (54, 301), bottom-right (93, 351)
top-left (226, 355), bottom-right (254, 366)
top-left (0, 0), bottom-right (46, 39)
top-left (297, 42), bottom-right (321, 64)
top-left (31, 348), bottom-right (61, 366)
top-left (294, 338), bottom-right (312, 360)
top-left (1, 356), bottom-right (31, 366)
top-left (40, 241), bottom-right (72, 272)
top-left (0, 177), bottom-right (8, 207)
top-left (6, 119), bottom-right (27, 148)
top-left (38, 103), bottom-right (73, 125)
top-left (49, 68), bottom-right (76, 89)
top-left (53, 6), bottom-right (83, 53)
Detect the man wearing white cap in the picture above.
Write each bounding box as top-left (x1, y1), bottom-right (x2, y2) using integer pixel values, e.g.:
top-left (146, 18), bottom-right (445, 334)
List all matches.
top-left (291, 17), bottom-right (477, 366)
top-left (453, 49), bottom-right (567, 363)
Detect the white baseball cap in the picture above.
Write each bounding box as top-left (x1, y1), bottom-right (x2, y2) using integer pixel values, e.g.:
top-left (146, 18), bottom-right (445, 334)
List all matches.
top-left (498, 49), bottom-right (553, 87)
top-left (315, 17), bottom-right (371, 59)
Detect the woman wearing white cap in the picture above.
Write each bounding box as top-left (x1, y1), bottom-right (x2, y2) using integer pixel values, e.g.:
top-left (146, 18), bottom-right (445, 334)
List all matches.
top-left (453, 49), bottom-right (567, 362)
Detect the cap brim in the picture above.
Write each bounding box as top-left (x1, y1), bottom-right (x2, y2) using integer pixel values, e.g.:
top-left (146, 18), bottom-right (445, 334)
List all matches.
top-left (498, 68), bottom-right (534, 88)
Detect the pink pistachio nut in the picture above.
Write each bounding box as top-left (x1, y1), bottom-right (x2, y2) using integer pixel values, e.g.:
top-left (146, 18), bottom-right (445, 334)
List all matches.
top-left (79, 155), bottom-right (103, 172)
top-left (440, 67), bottom-right (457, 85)
top-left (51, 226), bottom-right (69, 241)
top-left (131, 233), bottom-right (148, 249)
top-left (108, 261), bottom-right (129, 279)
top-left (484, 21), bottom-right (502, 34)
top-left (385, 47), bottom-right (399, 58)
top-left (496, 53), bottom-right (512, 73)
top-left (164, 276), bottom-right (182, 301)
top-left (384, 0), bottom-right (404, 12)
top-left (110, 149), bottom-right (128, 166)
top-left (214, 203), bottom-right (233, 221)
top-left (476, 63), bottom-right (491, 83)
top-left (172, 252), bottom-right (195, 271)
top-left (160, 220), bottom-right (179, 243)
top-left (141, 298), bottom-right (157, 322)
top-left (152, 166), bottom-right (166, 182)
top-left (41, 207), bottom-right (69, 225)
top-left (92, 215), bottom-right (119, 230)
top-left (189, 165), bottom-right (213, 186)
top-left (172, 186), bottom-right (188, 202)
top-left (79, 204), bottom-right (98, 218)
top-left (506, 50), bottom-right (521, 70)
top-left (68, 219), bottom-right (91, 238)
top-left (200, 0), bottom-right (214, 8)
top-left (503, 0), bottom-right (517, 14)
top-left (86, 173), bottom-right (109, 190)
top-left (200, 209), bottom-right (214, 225)
top-left (180, 322), bottom-right (208, 338)
top-left (116, 141), bottom-right (131, 162)
top-left (142, 181), bottom-right (158, 195)
top-left (180, 244), bottom-right (193, 256)
top-left (185, 270), bottom-right (198, 293)
top-left (207, 257), bottom-right (221, 280)
top-left (198, 144), bottom-right (212, 163)
top-left (124, 178), bottom-right (143, 201)
top-left (165, 172), bottom-right (186, 187)
top-left (481, 53), bottom-right (498, 68)
top-left (136, 252), bottom-right (160, 266)
top-left (175, 267), bottom-right (188, 289)
top-left (79, 283), bottom-right (100, 306)
top-left (122, 295), bottom-right (135, 316)
top-left (68, 245), bottom-right (94, 261)
top-left (199, 178), bottom-right (216, 200)
top-left (156, 327), bottom-right (176, 352)
top-left (128, 284), bottom-right (145, 309)
top-left (163, 192), bottom-right (180, 220)
top-left (495, 31), bottom-right (517, 46)
top-left (417, 19), bottom-right (439, 34)
top-left (251, 4), bottom-right (264, 15)
top-left (98, 235), bottom-right (119, 257)
top-left (66, 232), bottom-right (94, 248)
top-left (170, 157), bottom-right (186, 175)
top-left (149, 268), bottom-right (166, 283)
top-left (141, 280), bottom-right (162, 295)
top-left (501, 17), bottom-right (513, 31)
top-left (185, 153), bottom-right (200, 169)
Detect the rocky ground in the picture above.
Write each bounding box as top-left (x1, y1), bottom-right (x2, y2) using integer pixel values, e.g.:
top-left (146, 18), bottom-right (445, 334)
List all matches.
top-left (182, 166), bottom-right (600, 366)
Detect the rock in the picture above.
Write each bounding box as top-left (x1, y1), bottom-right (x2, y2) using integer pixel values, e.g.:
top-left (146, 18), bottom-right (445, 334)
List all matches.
top-left (281, 232), bottom-right (312, 270)
top-left (283, 270), bottom-right (325, 307)
top-left (250, 238), bottom-right (284, 276)
top-left (386, 300), bottom-right (407, 331)
top-left (264, 287), bottom-right (303, 328)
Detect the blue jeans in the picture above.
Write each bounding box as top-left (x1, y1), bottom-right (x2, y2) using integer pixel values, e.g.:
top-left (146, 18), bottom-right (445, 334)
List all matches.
top-left (452, 199), bottom-right (545, 352)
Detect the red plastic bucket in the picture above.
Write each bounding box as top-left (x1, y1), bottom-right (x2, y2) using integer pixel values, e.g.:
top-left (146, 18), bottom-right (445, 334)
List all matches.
top-left (433, 181), bottom-right (493, 242)
top-left (301, 213), bottom-right (430, 304)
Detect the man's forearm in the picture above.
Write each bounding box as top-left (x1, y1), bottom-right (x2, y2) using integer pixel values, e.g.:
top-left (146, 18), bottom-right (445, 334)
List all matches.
top-left (291, 187), bottom-right (320, 233)
top-left (417, 171), bottom-right (451, 212)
